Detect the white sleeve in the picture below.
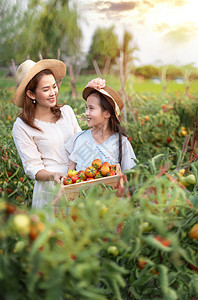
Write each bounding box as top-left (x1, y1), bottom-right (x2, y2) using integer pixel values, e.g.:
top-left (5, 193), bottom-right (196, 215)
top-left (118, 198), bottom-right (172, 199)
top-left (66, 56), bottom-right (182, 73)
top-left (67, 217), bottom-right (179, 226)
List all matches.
top-left (63, 105), bottom-right (82, 134)
top-left (121, 138), bottom-right (136, 172)
top-left (12, 120), bottom-right (45, 180)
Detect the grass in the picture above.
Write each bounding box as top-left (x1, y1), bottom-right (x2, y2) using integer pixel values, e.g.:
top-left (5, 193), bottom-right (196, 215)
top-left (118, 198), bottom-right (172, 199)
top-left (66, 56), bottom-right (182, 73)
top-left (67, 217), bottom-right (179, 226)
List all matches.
top-left (1, 67), bottom-right (198, 96)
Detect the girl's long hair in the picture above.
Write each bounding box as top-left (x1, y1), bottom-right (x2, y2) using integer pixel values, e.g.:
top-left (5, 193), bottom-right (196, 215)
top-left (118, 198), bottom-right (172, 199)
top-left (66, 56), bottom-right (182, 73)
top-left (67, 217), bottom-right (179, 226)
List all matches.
top-left (19, 69), bottom-right (62, 131)
top-left (92, 91), bottom-right (127, 165)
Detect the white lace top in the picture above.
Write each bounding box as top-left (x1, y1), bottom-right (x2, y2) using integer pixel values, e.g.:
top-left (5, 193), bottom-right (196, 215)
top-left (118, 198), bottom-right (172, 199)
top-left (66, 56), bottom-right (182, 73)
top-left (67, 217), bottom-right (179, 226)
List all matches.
top-left (12, 105), bottom-right (81, 209)
top-left (13, 105), bottom-right (81, 179)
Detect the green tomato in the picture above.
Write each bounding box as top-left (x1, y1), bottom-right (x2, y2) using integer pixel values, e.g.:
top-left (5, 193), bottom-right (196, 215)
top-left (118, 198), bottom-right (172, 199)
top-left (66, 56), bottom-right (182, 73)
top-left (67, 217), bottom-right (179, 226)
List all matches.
top-left (13, 214), bottom-right (31, 235)
top-left (13, 241), bottom-right (26, 253)
top-left (141, 222), bottom-right (153, 232)
top-left (107, 246), bottom-right (119, 256)
top-left (180, 177), bottom-right (189, 186)
top-left (185, 174), bottom-right (196, 185)
top-left (99, 205), bottom-right (108, 217)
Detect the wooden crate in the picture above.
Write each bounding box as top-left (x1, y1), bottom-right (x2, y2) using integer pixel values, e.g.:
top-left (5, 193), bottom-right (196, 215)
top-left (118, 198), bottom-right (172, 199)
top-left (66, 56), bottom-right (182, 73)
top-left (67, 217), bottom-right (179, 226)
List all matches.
top-left (62, 164), bottom-right (122, 201)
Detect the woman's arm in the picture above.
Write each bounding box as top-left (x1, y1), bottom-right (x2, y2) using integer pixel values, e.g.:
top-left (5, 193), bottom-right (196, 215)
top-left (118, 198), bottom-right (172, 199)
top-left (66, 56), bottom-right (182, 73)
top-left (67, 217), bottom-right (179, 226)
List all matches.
top-left (35, 169), bottom-right (65, 184)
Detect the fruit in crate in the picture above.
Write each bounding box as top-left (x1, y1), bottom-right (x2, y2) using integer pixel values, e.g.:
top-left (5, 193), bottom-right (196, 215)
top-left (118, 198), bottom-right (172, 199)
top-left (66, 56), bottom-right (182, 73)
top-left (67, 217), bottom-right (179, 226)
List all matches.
top-left (68, 169), bottom-right (78, 178)
top-left (111, 164), bottom-right (117, 172)
top-left (71, 175), bottom-right (79, 183)
top-left (92, 158), bottom-right (102, 170)
top-left (78, 170), bottom-right (87, 181)
top-left (101, 164), bottom-right (110, 176)
top-left (63, 177), bottom-right (72, 185)
top-left (85, 166), bottom-right (97, 178)
top-left (95, 171), bottom-right (103, 179)
top-left (107, 170), bottom-right (116, 176)
top-left (63, 159), bottom-right (118, 185)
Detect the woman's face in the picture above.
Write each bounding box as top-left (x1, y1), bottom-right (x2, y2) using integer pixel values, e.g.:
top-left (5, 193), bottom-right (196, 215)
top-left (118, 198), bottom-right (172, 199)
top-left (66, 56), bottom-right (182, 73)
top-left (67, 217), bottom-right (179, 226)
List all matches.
top-left (85, 93), bottom-right (110, 127)
top-left (30, 74), bottom-right (58, 109)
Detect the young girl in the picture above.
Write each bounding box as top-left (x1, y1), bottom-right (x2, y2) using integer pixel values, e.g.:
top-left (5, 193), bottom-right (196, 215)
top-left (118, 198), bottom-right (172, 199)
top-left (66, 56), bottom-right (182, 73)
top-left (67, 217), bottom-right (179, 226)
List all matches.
top-left (12, 59), bottom-right (81, 208)
top-left (65, 78), bottom-right (136, 172)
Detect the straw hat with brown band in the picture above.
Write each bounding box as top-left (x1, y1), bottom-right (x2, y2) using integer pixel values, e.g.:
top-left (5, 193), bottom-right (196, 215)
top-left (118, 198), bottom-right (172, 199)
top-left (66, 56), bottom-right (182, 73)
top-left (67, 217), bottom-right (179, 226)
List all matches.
top-left (14, 59), bottom-right (66, 108)
top-left (82, 78), bottom-right (123, 120)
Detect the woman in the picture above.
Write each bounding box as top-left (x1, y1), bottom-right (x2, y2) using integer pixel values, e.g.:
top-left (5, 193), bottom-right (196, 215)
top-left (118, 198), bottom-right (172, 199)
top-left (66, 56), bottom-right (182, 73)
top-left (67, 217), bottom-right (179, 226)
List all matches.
top-left (13, 59), bottom-right (81, 208)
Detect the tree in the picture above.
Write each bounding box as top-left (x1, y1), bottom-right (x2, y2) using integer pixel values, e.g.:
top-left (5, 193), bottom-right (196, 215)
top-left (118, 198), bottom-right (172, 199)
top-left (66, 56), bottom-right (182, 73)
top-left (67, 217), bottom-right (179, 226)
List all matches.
top-left (120, 30), bottom-right (139, 88)
top-left (0, 0), bottom-right (82, 65)
top-left (16, 0), bottom-right (82, 61)
top-left (0, 0), bottom-right (23, 65)
top-left (119, 30), bottom-right (139, 124)
top-left (87, 26), bottom-right (119, 71)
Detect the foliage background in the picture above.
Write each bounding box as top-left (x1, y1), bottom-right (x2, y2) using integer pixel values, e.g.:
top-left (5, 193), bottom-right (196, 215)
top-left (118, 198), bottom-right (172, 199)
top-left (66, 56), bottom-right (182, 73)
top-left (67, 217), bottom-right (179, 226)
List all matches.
top-left (0, 0), bottom-right (198, 297)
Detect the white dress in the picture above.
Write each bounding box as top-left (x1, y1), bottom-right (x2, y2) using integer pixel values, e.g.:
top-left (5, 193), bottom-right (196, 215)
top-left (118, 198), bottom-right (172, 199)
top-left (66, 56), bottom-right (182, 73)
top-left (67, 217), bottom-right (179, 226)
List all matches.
top-left (65, 129), bottom-right (136, 172)
top-left (12, 105), bottom-right (81, 208)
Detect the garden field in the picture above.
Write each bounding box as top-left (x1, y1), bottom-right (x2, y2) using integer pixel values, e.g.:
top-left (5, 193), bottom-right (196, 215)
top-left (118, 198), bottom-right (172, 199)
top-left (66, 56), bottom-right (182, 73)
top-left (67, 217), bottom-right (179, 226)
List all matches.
top-left (0, 70), bottom-right (198, 299)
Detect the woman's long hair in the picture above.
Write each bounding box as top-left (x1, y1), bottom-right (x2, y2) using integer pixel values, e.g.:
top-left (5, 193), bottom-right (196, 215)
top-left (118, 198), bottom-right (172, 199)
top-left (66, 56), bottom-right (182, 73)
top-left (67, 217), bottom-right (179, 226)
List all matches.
top-left (92, 91), bottom-right (127, 165)
top-left (19, 69), bottom-right (62, 131)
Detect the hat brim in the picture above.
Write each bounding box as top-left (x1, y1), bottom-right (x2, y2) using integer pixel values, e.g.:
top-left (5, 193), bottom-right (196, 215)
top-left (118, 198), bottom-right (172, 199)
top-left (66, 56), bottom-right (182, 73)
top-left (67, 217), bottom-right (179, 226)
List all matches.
top-left (82, 86), bottom-right (124, 111)
top-left (14, 59), bottom-right (66, 108)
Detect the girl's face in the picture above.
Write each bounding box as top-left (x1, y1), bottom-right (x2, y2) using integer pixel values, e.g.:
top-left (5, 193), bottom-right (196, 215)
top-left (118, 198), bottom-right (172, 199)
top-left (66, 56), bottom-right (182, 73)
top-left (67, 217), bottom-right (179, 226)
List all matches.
top-left (85, 93), bottom-right (110, 127)
top-left (27, 74), bottom-right (58, 109)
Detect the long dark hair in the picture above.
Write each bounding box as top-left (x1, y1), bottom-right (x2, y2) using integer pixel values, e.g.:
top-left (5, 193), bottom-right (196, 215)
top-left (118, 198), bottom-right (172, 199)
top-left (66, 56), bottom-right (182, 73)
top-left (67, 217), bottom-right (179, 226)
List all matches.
top-left (91, 91), bottom-right (127, 165)
top-left (19, 69), bottom-right (62, 131)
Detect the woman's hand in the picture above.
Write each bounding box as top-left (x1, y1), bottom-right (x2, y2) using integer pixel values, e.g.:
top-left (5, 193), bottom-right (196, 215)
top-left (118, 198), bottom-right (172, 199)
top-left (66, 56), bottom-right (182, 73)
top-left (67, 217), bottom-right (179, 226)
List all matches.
top-left (35, 169), bottom-right (65, 183)
top-left (53, 172), bottom-right (65, 184)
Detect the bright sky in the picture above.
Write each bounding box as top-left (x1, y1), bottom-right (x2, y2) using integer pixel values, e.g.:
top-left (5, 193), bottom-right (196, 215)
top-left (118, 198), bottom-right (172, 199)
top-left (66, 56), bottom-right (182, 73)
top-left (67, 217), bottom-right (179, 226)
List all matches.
top-left (76, 0), bottom-right (198, 67)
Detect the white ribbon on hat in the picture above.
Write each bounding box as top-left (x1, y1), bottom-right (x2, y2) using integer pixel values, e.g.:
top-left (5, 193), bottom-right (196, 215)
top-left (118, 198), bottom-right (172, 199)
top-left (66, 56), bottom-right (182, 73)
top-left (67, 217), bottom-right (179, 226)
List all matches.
top-left (86, 78), bottom-right (120, 117)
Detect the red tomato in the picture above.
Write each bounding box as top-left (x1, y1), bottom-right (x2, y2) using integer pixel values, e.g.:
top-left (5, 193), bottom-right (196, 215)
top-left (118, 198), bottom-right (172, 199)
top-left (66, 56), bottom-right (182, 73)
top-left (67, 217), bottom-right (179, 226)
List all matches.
top-left (85, 166), bottom-right (97, 178)
top-left (78, 170), bottom-right (84, 175)
top-left (79, 171), bottom-right (87, 181)
top-left (76, 178), bottom-right (83, 183)
top-left (154, 235), bottom-right (171, 247)
top-left (95, 172), bottom-right (103, 179)
top-left (137, 257), bottom-right (147, 269)
top-left (100, 165), bottom-right (110, 176)
top-left (189, 263), bottom-right (198, 271)
top-left (19, 177), bottom-right (24, 183)
top-left (56, 240), bottom-right (64, 246)
top-left (71, 175), bottom-right (79, 183)
top-left (63, 177), bottom-right (72, 185)
top-left (166, 137), bottom-right (172, 143)
top-left (6, 203), bottom-right (16, 214)
top-left (29, 225), bottom-right (39, 240)
top-left (189, 224), bottom-right (198, 240)
top-left (107, 171), bottom-right (116, 176)
top-left (70, 254), bottom-right (77, 260)
top-left (92, 158), bottom-right (102, 170)
top-left (117, 223), bottom-right (123, 235)
top-left (7, 171), bottom-right (13, 177)
top-left (102, 162), bottom-right (111, 167)
top-left (110, 164), bottom-right (117, 172)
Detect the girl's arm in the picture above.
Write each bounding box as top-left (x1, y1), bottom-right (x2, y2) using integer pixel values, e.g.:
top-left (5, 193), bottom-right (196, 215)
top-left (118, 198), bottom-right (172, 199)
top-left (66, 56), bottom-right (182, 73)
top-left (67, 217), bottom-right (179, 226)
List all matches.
top-left (68, 160), bottom-right (77, 171)
top-left (121, 139), bottom-right (137, 172)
